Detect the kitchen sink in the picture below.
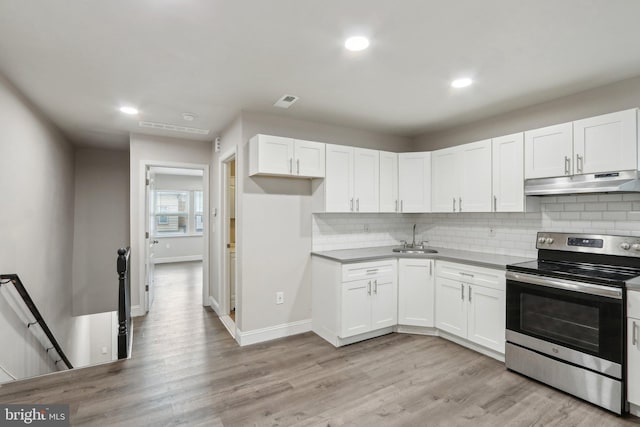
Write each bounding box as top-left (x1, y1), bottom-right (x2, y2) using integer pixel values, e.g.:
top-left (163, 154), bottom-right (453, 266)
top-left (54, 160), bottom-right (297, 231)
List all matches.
top-left (392, 247), bottom-right (438, 254)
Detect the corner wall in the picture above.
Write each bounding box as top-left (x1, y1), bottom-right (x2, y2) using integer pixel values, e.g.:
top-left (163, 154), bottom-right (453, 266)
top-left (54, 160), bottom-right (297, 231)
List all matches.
top-left (0, 73), bottom-right (76, 377)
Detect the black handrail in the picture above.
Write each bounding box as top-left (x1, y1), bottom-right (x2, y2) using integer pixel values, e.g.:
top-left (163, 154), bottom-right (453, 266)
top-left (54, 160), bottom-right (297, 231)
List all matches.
top-left (0, 274), bottom-right (73, 369)
top-left (117, 247), bottom-right (131, 359)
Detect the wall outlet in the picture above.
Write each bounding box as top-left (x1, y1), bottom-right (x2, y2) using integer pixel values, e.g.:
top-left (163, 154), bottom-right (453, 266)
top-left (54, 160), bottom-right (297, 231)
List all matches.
top-left (489, 227), bottom-right (496, 237)
top-left (101, 346), bottom-right (108, 355)
top-left (276, 292), bottom-right (284, 305)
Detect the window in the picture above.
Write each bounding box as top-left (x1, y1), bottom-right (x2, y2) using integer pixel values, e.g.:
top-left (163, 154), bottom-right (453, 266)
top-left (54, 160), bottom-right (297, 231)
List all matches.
top-left (154, 190), bottom-right (203, 236)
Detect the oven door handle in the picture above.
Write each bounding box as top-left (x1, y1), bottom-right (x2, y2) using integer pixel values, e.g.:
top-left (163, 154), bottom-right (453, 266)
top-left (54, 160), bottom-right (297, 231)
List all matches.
top-left (506, 271), bottom-right (623, 299)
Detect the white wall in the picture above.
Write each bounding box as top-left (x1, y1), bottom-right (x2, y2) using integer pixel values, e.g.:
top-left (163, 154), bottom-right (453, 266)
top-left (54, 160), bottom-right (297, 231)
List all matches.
top-left (414, 74), bottom-right (640, 151)
top-left (72, 148), bottom-right (129, 316)
top-left (129, 133), bottom-right (212, 314)
top-left (0, 73), bottom-right (77, 378)
top-left (212, 111), bottom-right (412, 336)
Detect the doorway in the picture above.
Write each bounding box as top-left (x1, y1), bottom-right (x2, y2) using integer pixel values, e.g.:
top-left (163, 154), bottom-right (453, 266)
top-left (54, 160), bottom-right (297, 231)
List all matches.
top-left (218, 154), bottom-right (237, 337)
top-left (139, 162), bottom-right (210, 315)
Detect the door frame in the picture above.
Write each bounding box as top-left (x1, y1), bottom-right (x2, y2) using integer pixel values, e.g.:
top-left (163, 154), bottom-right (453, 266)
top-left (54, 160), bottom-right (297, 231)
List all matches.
top-left (217, 149), bottom-right (238, 338)
top-left (136, 160), bottom-right (210, 314)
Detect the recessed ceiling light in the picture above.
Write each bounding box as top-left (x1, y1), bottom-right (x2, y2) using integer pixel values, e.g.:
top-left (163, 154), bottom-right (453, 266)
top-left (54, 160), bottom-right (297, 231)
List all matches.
top-left (451, 78), bottom-right (473, 88)
top-left (119, 106), bottom-right (139, 115)
top-left (344, 36), bottom-right (370, 52)
top-left (182, 113), bottom-right (196, 122)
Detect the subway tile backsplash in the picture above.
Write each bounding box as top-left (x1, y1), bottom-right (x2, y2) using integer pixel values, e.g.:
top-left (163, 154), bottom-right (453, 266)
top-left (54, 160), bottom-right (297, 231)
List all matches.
top-left (312, 193), bottom-right (640, 258)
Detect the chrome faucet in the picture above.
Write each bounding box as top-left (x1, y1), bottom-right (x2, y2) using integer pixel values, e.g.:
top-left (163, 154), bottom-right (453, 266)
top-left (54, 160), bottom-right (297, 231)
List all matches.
top-left (412, 224), bottom-right (416, 248)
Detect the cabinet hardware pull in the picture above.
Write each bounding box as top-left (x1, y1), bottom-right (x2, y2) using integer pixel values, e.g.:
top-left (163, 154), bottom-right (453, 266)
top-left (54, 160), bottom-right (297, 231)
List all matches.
top-left (459, 197), bottom-right (462, 213)
top-left (367, 281), bottom-right (371, 296)
top-left (366, 269), bottom-right (378, 274)
top-left (576, 154), bottom-right (583, 173)
top-left (494, 195), bottom-right (497, 212)
top-left (460, 272), bottom-right (474, 278)
top-left (297, 159), bottom-right (300, 174)
top-left (429, 261), bottom-right (432, 276)
top-left (634, 321), bottom-right (638, 346)
top-left (564, 156), bottom-right (570, 175)
top-left (453, 197), bottom-right (456, 212)
top-left (290, 158), bottom-right (293, 174)
top-left (395, 200), bottom-right (398, 212)
top-left (461, 284), bottom-right (464, 300)
top-left (350, 198), bottom-right (354, 212)
top-left (374, 280), bottom-right (378, 295)
top-left (356, 198), bottom-right (360, 212)
top-left (469, 286), bottom-right (472, 302)
top-left (400, 200), bottom-right (403, 212)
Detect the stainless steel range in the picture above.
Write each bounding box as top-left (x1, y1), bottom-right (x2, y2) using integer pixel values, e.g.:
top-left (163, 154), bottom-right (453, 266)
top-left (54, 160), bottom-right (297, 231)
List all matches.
top-left (506, 232), bottom-right (640, 414)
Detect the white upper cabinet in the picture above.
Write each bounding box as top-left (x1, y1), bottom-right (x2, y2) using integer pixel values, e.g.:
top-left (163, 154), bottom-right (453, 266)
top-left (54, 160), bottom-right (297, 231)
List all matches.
top-left (431, 140), bottom-right (492, 213)
top-left (398, 152), bottom-right (431, 213)
top-left (573, 109), bottom-right (638, 174)
top-left (524, 109), bottom-right (638, 179)
top-left (379, 151), bottom-right (399, 213)
top-left (323, 144), bottom-right (354, 212)
top-left (492, 133), bottom-right (524, 212)
top-left (431, 147), bottom-right (460, 213)
top-left (353, 148), bottom-right (380, 213)
top-left (249, 134), bottom-right (325, 178)
top-left (314, 144), bottom-right (379, 213)
top-left (524, 123), bottom-right (573, 179)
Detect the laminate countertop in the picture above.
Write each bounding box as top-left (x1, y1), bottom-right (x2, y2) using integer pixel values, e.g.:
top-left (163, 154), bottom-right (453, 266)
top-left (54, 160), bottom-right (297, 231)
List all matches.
top-left (311, 246), bottom-right (534, 270)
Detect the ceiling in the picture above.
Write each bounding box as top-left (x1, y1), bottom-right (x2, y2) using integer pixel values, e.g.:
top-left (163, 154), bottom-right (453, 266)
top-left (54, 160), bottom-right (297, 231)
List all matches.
top-left (2, 1), bottom-right (640, 150)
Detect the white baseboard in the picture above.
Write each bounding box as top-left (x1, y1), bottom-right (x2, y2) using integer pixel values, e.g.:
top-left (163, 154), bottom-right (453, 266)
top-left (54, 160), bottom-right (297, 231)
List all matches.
top-left (209, 296), bottom-right (222, 316)
top-left (219, 315), bottom-right (236, 339)
top-left (237, 319), bottom-right (312, 346)
top-left (438, 331), bottom-right (505, 362)
top-left (630, 402), bottom-right (640, 417)
top-left (153, 255), bottom-right (202, 264)
top-left (131, 305), bottom-right (145, 317)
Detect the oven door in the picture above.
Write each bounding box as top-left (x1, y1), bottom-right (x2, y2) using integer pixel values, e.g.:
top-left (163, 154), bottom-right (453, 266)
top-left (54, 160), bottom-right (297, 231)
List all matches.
top-left (506, 271), bottom-right (623, 370)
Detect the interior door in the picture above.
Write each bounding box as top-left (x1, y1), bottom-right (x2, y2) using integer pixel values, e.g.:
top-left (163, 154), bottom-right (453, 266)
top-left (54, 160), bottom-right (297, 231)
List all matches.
top-left (145, 168), bottom-right (156, 312)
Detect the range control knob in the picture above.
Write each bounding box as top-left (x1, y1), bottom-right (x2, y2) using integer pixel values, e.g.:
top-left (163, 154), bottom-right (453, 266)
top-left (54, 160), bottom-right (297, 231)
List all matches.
top-left (545, 237), bottom-right (554, 244)
top-left (620, 242), bottom-right (631, 250)
top-left (538, 237), bottom-right (546, 244)
top-left (632, 243), bottom-right (640, 251)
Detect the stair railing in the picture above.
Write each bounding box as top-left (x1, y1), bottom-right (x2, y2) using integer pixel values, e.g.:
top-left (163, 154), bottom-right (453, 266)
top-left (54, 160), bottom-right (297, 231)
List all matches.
top-left (0, 274), bottom-right (73, 370)
top-left (117, 247), bottom-right (132, 359)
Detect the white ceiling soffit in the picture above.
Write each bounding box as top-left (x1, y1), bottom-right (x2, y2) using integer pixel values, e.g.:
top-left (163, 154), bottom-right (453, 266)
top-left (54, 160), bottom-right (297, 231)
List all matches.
top-left (150, 167), bottom-right (204, 177)
top-left (1, 1), bottom-right (640, 149)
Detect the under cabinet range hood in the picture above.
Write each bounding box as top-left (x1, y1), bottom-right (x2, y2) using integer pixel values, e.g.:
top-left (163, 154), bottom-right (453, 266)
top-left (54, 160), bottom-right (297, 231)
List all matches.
top-left (524, 170), bottom-right (640, 196)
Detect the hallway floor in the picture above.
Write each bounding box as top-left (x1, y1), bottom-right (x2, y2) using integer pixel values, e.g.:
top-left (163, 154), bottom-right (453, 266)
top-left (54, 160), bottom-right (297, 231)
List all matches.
top-left (1, 261), bottom-right (639, 426)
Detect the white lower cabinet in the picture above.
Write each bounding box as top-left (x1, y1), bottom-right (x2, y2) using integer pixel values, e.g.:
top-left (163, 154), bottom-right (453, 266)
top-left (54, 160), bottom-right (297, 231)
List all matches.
top-left (312, 257), bottom-right (397, 346)
top-left (435, 261), bottom-right (506, 354)
top-left (628, 290), bottom-right (640, 414)
top-left (398, 259), bottom-right (435, 327)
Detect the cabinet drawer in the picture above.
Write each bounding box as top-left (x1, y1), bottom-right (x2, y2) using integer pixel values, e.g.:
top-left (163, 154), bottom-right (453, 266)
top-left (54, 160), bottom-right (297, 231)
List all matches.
top-left (342, 259), bottom-right (396, 282)
top-left (629, 291), bottom-right (640, 319)
top-left (436, 261), bottom-right (505, 291)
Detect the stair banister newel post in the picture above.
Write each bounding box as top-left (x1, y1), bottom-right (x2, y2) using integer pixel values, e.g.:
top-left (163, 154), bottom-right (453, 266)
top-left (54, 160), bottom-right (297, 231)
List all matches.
top-left (117, 247), bottom-right (131, 360)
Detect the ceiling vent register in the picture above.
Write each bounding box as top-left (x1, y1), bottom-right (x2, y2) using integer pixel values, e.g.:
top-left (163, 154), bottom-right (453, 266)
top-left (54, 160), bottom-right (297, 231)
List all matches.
top-left (274, 94), bottom-right (299, 108)
top-left (138, 121), bottom-right (210, 135)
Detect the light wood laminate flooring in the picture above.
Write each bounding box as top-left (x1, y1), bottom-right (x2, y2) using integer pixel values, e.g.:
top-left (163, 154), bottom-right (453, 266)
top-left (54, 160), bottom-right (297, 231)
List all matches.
top-left (1, 261), bottom-right (639, 426)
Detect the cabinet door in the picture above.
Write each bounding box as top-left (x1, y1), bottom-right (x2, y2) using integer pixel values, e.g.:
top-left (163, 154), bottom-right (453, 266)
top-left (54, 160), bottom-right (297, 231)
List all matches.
top-left (324, 144), bottom-right (354, 212)
top-left (371, 277), bottom-right (397, 330)
top-left (340, 279), bottom-right (371, 338)
top-left (398, 152), bottom-right (431, 213)
top-left (379, 151), bottom-right (399, 213)
top-left (492, 133), bottom-right (524, 212)
top-left (461, 139), bottom-right (492, 212)
top-left (431, 147), bottom-right (460, 213)
top-left (294, 139), bottom-right (325, 178)
top-left (629, 317), bottom-right (640, 407)
top-left (524, 123), bottom-right (573, 179)
top-left (398, 259), bottom-right (434, 327)
top-left (573, 109), bottom-right (638, 174)
top-left (251, 135), bottom-right (294, 176)
top-left (353, 148), bottom-right (380, 213)
top-left (467, 284), bottom-right (505, 353)
top-left (435, 277), bottom-right (467, 338)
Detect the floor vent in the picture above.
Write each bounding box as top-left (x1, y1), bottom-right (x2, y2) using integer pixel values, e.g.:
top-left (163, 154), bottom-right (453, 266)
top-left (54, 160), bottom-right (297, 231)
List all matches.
top-left (139, 121), bottom-right (210, 135)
